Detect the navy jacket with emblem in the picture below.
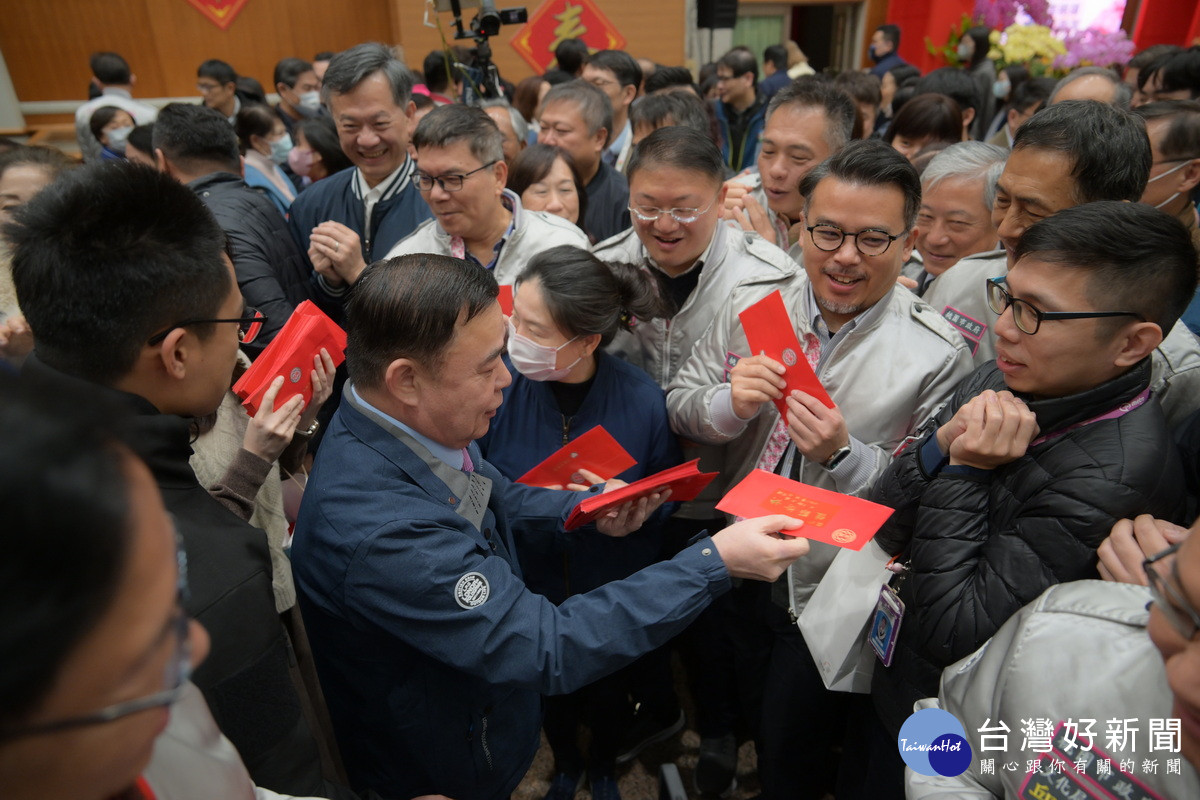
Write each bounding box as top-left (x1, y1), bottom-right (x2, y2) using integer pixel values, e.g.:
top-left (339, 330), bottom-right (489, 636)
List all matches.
top-left (292, 387), bottom-right (731, 800)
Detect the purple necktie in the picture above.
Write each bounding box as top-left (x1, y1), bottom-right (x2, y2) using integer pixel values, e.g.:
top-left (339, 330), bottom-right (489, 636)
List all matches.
top-left (461, 448), bottom-right (474, 473)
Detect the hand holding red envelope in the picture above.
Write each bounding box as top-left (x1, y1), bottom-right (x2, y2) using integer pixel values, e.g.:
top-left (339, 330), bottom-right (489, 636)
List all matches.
top-left (717, 469), bottom-right (893, 550)
top-left (564, 459), bottom-right (718, 531)
top-left (738, 290), bottom-right (834, 416)
top-left (518, 425), bottom-right (637, 487)
top-left (233, 301), bottom-right (347, 416)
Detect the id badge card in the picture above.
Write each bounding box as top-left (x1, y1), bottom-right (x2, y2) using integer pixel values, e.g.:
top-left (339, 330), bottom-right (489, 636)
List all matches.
top-left (869, 584), bottom-right (904, 667)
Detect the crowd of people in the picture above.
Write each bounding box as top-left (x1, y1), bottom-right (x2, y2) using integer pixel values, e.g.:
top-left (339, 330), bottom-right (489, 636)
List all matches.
top-left (2, 25), bottom-right (1200, 800)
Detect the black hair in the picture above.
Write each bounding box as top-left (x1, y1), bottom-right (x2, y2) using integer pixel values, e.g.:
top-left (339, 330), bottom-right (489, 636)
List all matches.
top-left (555, 39), bottom-right (589, 75)
top-left (320, 43), bottom-right (414, 108)
top-left (346, 254), bottom-right (499, 388)
top-left (1011, 76), bottom-right (1056, 114)
top-left (507, 143), bottom-right (589, 227)
top-left (1134, 100), bottom-right (1200, 162)
top-left (1151, 46), bottom-right (1200, 100)
top-left (513, 75), bottom-right (546, 124)
top-left (586, 50), bottom-right (643, 91)
top-left (234, 103), bottom-right (280, 155)
top-left (763, 45), bottom-right (788, 72)
top-left (834, 70), bottom-right (882, 107)
top-left (887, 93), bottom-right (963, 148)
top-left (273, 57), bottom-right (313, 89)
top-left (876, 24), bottom-right (901, 49)
top-left (127, 123), bottom-right (154, 158)
top-left (90, 52), bottom-right (131, 85)
top-left (1014, 200), bottom-right (1198, 332)
top-left (153, 103), bottom-right (240, 173)
top-left (0, 378), bottom-right (134, 726)
top-left (314, 51), bottom-right (336, 62)
top-left (1012, 100), bottom-right (1150, 203)
top-left (517, 246), bottom-right (668, 347)
top-left (766, 77), bottom-right (858, 153)
top-left (801, 138), bottom-right (922, 229)
top-left (88, 106), bottom-right (132, 144)
top-left (916, 67), bottom-right (981, 121)
top-left (423, 50), bottom-right (453, 94)
top-left (4, 162), bottom-right (230, 385)
top-left (412, 104), bottom-right (504, 164)
top-left (543, 80), bottom-right (613, 144)
top-left (963, 26), bottom-right (992, 70)
top-left (295, 117), bottom-right (353, 174)
top-left (543, 68), bottom-right (574, 86)
top-left (645, 66), bottom-right (700, 96)
top-left (197, 58), bottom-right (237, 85)
top-left (626, 125), bottom-right (724, 185)
top-left (0, 146), bottom-right (74, 184)
top-left (629, 91), bottom-right (710, 137)
top-left (718, 46), bottom-right (758, 85)
top-left (235, 76), bottom-right (267, 105)
top-left (1129, 44), bottom-right (1182, 75)
top-left (886, 63), bottom-right (922, 91)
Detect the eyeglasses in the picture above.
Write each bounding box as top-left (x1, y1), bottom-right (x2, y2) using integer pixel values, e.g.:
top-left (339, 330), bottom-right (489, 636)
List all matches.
top-left (806, 224), bottom-right (901, 257)
top-left (147, 308), bottom-right (266, 346)
top-left (1145, 542), bottom-right (1200, 641)
top-left (629, 194), bottom-right (720, 225)
top-left (0, 539), bottom-right (193, 741)
top-left (195, 82), bottom-right (224, 94)
top-left (985, 278), bottom-right (1144, 335)
top-left (414, 161), bottom-right (498, 193)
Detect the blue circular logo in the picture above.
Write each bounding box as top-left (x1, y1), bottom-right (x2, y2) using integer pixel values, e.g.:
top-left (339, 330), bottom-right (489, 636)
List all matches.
top-left (898, 708), bottom-right (973, 777)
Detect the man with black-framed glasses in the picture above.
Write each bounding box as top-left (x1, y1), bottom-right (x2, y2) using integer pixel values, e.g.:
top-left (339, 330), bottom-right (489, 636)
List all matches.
top-left (869, 200), bottom-right (1195, 794)
top-left (386, 104), bottom-right (586, 281)
top-left (6, 161), bottom-right (337, 796)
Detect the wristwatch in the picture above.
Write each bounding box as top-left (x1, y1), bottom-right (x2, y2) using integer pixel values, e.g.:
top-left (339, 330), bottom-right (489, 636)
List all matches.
top-left (821, 444), bottom-right (852, 471)
top-left (295, 419), bottom-right (321, 439)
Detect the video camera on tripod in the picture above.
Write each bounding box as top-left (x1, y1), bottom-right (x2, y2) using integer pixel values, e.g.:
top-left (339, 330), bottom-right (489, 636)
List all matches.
top-left (433, 0), bottom-right (528, 103)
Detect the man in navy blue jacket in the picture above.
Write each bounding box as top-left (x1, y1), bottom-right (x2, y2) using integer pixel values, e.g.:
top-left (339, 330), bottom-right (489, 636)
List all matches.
top-left (291, 253), bottom-right (810, 800)
top-left (287, 43), bottom-right (432, 316)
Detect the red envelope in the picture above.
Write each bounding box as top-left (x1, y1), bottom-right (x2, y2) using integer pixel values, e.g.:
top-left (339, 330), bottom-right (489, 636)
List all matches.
top-left (233, 301), bottom-right (347, 416)
top-left (716, 469), bottom-right (894, 550)
top-left (498, 285), bottom-right (514, 316)
top-left (517, 425), bottom-right (637, 487)
top-left (738, 290), bottom-right (834, 413)
top-left (564, 459), bottom-right (718, 531)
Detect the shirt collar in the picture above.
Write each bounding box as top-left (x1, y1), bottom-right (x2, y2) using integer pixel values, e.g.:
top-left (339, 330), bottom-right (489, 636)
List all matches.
top-left (101, 87), bottom-right (132, 99)
top-left (350, 384), bottom-right (462, 469)
top-left (353, 157), bottom-right (415, 203)
top-left (449, 190), bottom-right (518, 269)
top-left (607, 119), bottom-right (631, 158)
top-left (801, 277), bottom-right (892, 348)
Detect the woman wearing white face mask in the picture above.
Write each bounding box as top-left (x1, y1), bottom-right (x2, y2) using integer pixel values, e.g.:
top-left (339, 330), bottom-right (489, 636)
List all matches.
top-left (89, 107), bottom-right (136, 161)
top-left (477, 244), bottom-right (679, 798)
top-left (235, 103), bottom-right (296, 218)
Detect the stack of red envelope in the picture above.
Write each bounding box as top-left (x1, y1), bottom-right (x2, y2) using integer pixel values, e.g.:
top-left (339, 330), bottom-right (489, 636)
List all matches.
top-left (233, 301), bottom-right (346, 415)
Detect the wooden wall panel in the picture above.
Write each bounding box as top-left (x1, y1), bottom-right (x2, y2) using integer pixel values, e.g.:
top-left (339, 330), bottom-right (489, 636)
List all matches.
top-left (0, 0), bottom-right (392, 103)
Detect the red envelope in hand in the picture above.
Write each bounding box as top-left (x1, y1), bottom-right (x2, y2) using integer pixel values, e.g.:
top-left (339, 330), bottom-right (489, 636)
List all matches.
top-left (233, 301), bottom-right (347, 416)
top-left (518, 425), bottom-right (637, 487)
top-left (738, 290), bottom-right (834, 414)
top-left (564, 459), bottom-right (717, 531)
top-left (498, 285), bottom-right (514, 316)
top-left (716, 469), bottom-right (893, 550)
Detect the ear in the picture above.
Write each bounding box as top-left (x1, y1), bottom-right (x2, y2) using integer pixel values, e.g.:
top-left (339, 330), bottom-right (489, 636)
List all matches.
top-left (154, 148), bottom-right (172, 176)
top-left (592, 126), bottom-right (609, 154)
top-left (129, 74), bottom-right (137, 88)
top-left (579, 332), bottom-right (602, 358)
top-left (899, 225), bottom-right (919, 262)
top-left (1007, 107), bottom-right (1020, 130)
top-left (384, 357), bottom-right (422, 408)
top-left (493, 158), bottom-right (508, 190)
top-left (620, 83), bottom-right (638, 108)
top-left (961, 108), bottom-right (976, 132)
top-left (276, 81), bottom-right (290, 96)
top-left (1112, 321), bottom-right (1163, 368)
top-left (155, 328), bottom-right (190, 380)
top-left (1179, 158), bottom-right (1200, 194)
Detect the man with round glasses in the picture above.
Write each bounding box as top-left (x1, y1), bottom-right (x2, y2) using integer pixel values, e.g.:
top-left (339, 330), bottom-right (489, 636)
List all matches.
top-left (669, 139), bottom-right (972, 799)
top-left (386, 104), bottom-right (586, 282)
top-left (868, 200), bottom-right (1194, 793)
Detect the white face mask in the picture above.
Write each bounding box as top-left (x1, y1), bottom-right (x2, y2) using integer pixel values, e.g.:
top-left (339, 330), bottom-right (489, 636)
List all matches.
top-left (106, 125), bottom-right (133, 153)
top-left (269, 133), bottom-right (294, 165)
top-left (1148, 160), bottom-right (1190, 209)
top-left (506, 318), bottom-right (581, 382)
top-left (297, 90), bottom-right (322, 116)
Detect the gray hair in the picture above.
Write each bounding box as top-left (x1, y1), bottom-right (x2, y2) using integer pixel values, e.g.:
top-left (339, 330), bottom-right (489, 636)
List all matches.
top-left (766, 77), bottom-right (857, 156)
top-left (479, 99), bottom-right (529, 144)
top-left (542, 80), bottom-right (613, 147)
top-left (412, 104), bottom-right (504, 165)
top-left (921, 141), bottom-right (1008, 211)
top-left (1049, 66), bottom-right (1132, 110)
top-left (320, 42), bottom-right (414, 108)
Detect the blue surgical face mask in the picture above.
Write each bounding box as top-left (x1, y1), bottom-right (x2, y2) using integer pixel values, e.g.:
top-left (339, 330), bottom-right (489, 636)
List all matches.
top-left (106, 125), bottom-right (133, 153)
top-left (269, 133), bottom-right (294, 165)
top-left (993, 78), bottom-right (1011, 99)
top-left (297, 90), bottom-right (322, 117)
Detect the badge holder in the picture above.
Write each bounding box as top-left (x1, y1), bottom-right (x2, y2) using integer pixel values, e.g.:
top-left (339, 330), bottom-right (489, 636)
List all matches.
top-left (869, 559), bottom-right (907, 667)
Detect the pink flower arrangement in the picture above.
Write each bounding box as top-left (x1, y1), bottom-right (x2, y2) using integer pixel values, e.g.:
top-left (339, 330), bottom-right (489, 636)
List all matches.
top-left (973, 0), bottom-right (1054, 30)
top-left (1054, 28), bottom-right (1137, 70)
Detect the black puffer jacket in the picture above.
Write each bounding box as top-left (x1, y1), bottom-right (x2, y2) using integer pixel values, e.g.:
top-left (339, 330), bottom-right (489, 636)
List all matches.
top-left (189, 172), bottom-right (315, 355)
top-left (868, 360), bottom-right (1186, 735)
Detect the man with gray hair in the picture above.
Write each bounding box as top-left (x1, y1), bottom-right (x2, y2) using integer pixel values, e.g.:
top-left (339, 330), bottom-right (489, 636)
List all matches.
top-left (287, 42), bottom-right (433, 312)
top-left (905, 142), bottom-right (1006, 299)
top-left (480, 100), bottom-right (528, 167)
top-left (1049, 65), bottom-right (1133, 108)
top-left (386, 104), bottom-right (586, 282)
top-left (723, 77), bottom-right (858, 259)
top-left (539, 79), bottom-right (631, 241)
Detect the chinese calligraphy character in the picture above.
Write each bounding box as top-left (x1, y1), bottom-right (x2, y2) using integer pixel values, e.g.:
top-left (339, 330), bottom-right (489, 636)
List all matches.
top-left (979, 758), bottom-right (995, 775)
top-left (548, 3), bottom-right (587, 53)
top-left (1149, 718), bottom-right (1181, 753)
top-left (978, 718), bottom-right (1011, 752)
top-left (1141, 759), bottom-right (1158, 774)
top-left (1106, 718), bottom-right (1139, 753)
top-left (1168, 758), bottom-right (1182, 775)
top-left (1062, 718), bottom-right (1096, 752)
top-left (1021, 718), bottom-right (1054, 753)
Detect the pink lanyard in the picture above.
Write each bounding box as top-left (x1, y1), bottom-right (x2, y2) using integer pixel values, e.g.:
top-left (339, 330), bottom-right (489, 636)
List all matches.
top-left (1029, 388), bottom-right (1151, 447)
